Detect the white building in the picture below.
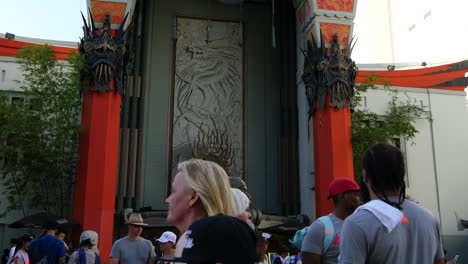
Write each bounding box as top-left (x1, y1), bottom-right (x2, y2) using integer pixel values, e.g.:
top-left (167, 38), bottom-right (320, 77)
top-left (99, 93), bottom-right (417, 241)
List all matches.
top-left (0, 33), bottom-right (77, 247)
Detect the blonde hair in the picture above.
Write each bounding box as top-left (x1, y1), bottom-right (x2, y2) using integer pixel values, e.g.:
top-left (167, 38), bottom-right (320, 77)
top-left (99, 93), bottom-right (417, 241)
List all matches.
top-left (231, 188), bottom-right (250, 216)
top-left (178, 159), bottom-right (234, 216)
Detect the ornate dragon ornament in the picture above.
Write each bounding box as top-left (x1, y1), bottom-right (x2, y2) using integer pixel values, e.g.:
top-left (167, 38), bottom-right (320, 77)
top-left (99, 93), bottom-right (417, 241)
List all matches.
top-left (302, 33), bottom-right (358, 118)
top-left (79, 11), bottom-right (130, 95)
top-left (191, 125), bottom-right (235, 176)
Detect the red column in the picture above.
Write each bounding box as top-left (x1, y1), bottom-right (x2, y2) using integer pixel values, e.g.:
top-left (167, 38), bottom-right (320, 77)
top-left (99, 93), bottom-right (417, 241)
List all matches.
top-left (313, 97), bottom-right (354, 216)
top-left (73, 80), bottom-right (121, 262)
top-left (72, 3), bottom-right (130, 262)
top-left (298, 0), bottom-right (358, 217)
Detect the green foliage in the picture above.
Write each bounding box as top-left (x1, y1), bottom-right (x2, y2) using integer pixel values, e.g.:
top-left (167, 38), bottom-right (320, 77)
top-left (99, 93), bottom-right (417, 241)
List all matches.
top-left (352, 74), bottom-right (428, 182)
top-left (0, 45), bottom-right (83, 217)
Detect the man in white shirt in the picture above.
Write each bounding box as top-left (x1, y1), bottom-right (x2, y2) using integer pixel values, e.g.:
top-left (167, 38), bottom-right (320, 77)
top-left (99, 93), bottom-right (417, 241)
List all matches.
top-left (7, 238), bottom-right (18, 264)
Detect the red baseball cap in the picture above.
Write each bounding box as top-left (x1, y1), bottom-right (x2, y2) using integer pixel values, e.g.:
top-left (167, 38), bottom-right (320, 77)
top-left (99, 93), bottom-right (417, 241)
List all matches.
top-left (328, 178), bottom-right (360, 198)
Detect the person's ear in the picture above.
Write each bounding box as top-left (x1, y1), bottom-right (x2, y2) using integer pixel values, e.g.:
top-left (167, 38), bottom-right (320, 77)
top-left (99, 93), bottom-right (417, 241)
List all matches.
top-left (188, 191), bottom-right (199, 207)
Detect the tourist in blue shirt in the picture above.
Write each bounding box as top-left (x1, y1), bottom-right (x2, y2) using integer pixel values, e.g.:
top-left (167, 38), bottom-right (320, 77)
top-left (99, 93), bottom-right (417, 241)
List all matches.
top-left (30, 223), bottom-right (65, 264)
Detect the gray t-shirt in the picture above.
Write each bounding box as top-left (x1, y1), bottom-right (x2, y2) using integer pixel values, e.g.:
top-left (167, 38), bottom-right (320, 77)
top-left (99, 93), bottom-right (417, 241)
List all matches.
top-left (339, 199), bottom-right (444, 264)
top-left (110, 237), bottom-right (156, 264)
top-left (302, 214), bottom-right (343, 264)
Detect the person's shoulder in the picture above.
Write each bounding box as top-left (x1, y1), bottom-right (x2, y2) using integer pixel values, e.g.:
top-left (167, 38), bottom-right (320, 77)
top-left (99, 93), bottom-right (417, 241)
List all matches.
top-left (139, 237), bottom-right (154, 246)
top-left (402, 200), bottom-right (440, 223)
top-left (44, 235), bottom-right (59, 242)
top-left (304, 218), bottom-right (325, 236)
top-left (69, 250), bottom-right (82, 260)
top-left (310, 217), bottom-right (326, 228)
top-left (403, 200), bottom-right (435, 216)
top-left (30, 239), bottom-right (37, 247)
top-left (113, 237), bottom-right (128, 245)
top-left (344, 208), bottom-right (379, 228)
top-left (33, 235), bottom-right (50, 245)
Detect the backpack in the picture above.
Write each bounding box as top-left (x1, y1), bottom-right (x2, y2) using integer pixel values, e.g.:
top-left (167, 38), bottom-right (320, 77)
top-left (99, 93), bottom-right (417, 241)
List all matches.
top-left (290, 215), bottom-right (336, 254)
top-left (289, 227), bottom-right (309, 249)
top-left (317, 215), bottom-right (335, 254)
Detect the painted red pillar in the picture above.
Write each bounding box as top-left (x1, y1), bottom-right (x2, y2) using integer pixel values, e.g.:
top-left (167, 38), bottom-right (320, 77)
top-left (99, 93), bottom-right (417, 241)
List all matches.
top-left (73, 2), bottom-right (131, 263)
top-left (297, 0), bottom-right (358, 217)
top-left (313, 98), bottom-right (354, 216)
top-left (73, 83), bottom-right (121, 262)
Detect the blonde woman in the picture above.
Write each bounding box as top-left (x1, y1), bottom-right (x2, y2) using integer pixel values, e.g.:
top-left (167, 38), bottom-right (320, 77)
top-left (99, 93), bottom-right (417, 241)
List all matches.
top-left (165, 159), bottom-right (234, 257)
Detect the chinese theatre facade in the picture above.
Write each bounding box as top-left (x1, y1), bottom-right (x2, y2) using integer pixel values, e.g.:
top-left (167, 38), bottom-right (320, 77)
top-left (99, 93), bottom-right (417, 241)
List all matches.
top-left (74, 0), bottom-right (468, 261)
top-left (74, 0), bottom-right (359, 259)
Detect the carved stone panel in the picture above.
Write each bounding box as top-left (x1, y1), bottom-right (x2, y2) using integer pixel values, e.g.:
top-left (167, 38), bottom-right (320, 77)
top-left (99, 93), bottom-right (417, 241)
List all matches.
top-left (170, 17), bottom-right (244, 179)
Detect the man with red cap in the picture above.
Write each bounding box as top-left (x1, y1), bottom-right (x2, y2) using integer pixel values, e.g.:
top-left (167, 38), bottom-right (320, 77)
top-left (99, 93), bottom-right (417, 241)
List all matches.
top-left (301, 178), bottom-right (361, 264)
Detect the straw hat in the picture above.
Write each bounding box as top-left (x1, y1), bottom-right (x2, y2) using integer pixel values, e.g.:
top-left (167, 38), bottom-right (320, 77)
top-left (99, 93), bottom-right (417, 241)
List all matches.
top-left (126, 213), bottom-right (148, 226)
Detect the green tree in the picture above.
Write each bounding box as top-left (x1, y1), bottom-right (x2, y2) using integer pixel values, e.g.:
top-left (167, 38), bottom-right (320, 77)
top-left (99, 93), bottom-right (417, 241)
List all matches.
top-left (352, 74), bottom-right (428, 182)
top-left (0, 45), bottom-right (84, 217)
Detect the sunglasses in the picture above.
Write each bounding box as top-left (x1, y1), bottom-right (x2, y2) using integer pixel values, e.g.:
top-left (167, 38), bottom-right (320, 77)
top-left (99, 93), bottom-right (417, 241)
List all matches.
top-left (130, 224), bottom-right (144, 228)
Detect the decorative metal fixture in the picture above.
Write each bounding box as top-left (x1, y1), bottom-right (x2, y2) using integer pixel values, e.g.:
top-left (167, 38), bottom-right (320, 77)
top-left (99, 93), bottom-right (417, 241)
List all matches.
top-left (79, 11), bottom-right (130, 95)
top-left (302, 33), bottom-right (358, 117)
top-left (191, 125), bottom-right (235, 175)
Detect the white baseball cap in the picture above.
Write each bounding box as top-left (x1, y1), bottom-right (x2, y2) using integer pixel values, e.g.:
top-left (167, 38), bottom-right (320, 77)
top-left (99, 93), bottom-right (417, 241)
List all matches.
top-left (156, 231), bottom-right (177, 243)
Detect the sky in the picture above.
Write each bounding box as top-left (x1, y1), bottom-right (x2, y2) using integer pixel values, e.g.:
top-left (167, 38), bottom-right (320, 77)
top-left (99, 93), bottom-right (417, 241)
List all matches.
top-left (0, 0), bottom-right (87, 42)
top-left (353, 0), bottom-right (468, 64)
top-left (1, 0), bottom-right (468, 64)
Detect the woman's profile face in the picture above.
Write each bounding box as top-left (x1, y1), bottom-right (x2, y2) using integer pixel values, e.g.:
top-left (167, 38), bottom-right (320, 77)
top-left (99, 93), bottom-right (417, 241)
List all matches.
top-left (24, 241), bottom-right (31, 251)
top-left (237, 209), bottom-right (251, 223)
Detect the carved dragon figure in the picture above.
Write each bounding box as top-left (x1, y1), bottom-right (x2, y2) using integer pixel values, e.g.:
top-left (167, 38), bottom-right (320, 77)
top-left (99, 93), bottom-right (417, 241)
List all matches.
top-left (302, 32), bottom-right (358, 118)
top-left (79, 11), bottom-right (130, 95)
top-left (191, 124), bottom-right (235, 175)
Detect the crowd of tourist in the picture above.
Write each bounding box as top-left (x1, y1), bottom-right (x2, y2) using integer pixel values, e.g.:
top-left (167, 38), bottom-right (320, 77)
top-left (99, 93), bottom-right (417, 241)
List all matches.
top-left (1, 143), bottom-right (459, 263)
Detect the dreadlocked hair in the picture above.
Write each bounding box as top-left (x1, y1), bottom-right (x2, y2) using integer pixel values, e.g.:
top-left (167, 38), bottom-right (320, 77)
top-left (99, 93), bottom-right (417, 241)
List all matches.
top-left (362, 143), bottom-right (406, 210)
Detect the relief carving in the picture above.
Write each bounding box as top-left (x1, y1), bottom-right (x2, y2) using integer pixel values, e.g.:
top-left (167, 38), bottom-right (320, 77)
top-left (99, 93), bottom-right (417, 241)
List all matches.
top-left (171, 18), bottom-right (243, 178)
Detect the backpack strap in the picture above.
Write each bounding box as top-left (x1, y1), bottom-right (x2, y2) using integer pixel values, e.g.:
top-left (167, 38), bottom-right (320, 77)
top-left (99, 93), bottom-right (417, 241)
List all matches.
top-left (95, 252), bottom-right (101, 264)
top-left (317, 215), bottom-right (335, 254)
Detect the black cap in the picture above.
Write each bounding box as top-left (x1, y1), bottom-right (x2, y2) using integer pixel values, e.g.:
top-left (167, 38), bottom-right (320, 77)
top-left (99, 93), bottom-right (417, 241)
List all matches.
top-left (163, 215), bottom-right (257, 264)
